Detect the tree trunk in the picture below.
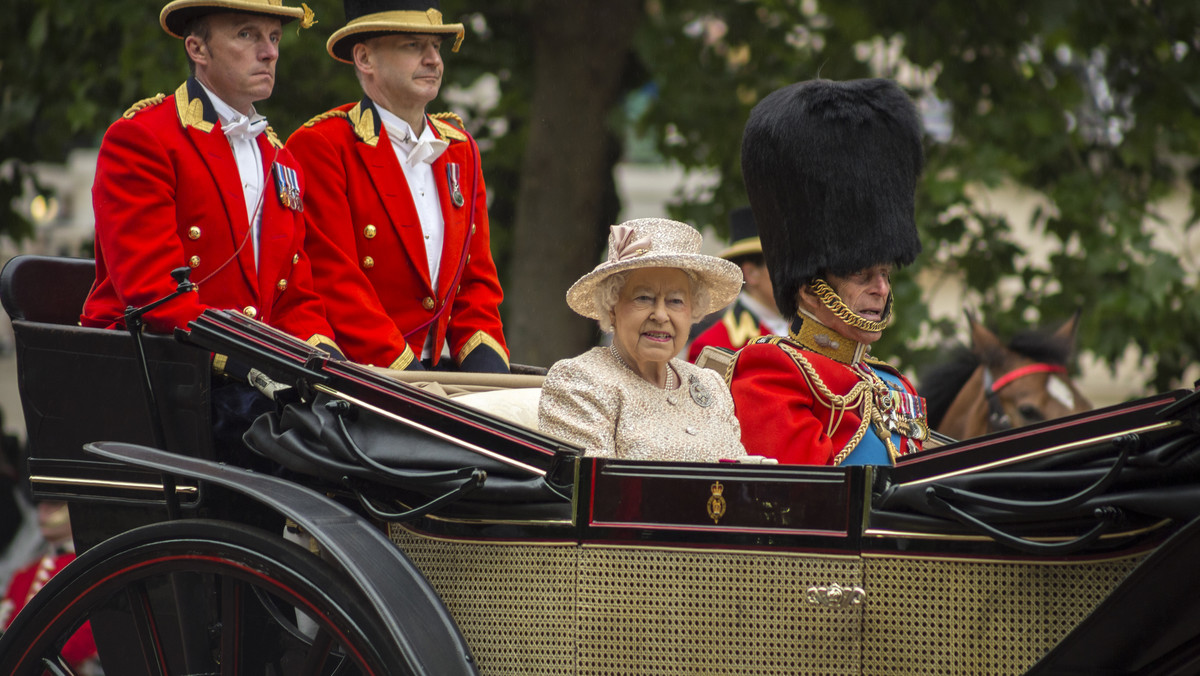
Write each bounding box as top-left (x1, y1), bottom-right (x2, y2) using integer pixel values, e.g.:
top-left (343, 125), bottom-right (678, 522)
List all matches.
top-left (506, 0), bottom-right (642, 368)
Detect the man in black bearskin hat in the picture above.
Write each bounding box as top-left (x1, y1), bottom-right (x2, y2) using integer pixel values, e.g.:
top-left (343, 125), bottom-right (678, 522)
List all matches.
top-left (287, 0), bottom-right (510, 373)
top-left (728, 78), bottom-right (929, 466)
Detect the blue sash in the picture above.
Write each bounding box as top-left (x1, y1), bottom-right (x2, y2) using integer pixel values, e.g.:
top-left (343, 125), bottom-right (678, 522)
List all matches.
top-left (839, 367), bottom-right (909, 466)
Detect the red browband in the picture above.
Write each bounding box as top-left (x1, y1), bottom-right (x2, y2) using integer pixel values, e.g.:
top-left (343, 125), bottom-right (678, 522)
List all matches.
top-left (989, 363), bottom-right (1068, 392)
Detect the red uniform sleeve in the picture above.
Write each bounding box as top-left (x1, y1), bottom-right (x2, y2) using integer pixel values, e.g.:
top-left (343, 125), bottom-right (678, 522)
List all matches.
top-left (87, 113), bottom-right (337, 346)
top-left (729, 344), bottom-right (838, 465)
top-left (89, 117), bottom-right (211, 332)
top-left (287, 125), bottom-right (414, 368)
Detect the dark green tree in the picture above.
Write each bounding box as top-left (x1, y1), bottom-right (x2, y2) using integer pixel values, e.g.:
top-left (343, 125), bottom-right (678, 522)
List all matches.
top-left (636, 1), bottom-right (1200, 392)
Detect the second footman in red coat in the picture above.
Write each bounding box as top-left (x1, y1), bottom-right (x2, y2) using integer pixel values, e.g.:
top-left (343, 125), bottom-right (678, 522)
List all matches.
top-left (287, 0), bottom-right (509, 372)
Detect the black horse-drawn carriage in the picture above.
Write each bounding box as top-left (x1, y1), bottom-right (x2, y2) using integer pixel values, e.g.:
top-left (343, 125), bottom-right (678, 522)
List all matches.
top-left (1, 254), bottom-right (1198, 675)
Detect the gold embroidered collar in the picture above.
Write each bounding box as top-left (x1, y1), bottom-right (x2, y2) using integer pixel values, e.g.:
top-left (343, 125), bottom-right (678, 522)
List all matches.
top-left (175, 79), bottom-right (216, 133)
top-left (788, 310), bottom-right (867, 365)
top-left (348, 97), bottom-right (381, 147)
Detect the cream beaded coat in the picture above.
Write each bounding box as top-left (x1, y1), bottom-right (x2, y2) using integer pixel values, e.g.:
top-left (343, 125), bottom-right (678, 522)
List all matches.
top-left (538, 347), bottom-right (747, 461)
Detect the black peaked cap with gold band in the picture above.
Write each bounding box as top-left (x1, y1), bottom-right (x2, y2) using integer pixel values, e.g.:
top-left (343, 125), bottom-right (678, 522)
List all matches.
top-left (327, 0), bottom-right (465, 64)
top-left (717, 206), bottom-right (762, 262)
top-left (160, 0), bottom-right (316, 39)
top-left (740, 78), bottom-right (924, 318)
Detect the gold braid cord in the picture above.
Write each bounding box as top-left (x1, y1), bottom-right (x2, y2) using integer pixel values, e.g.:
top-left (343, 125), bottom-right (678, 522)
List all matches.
top-left (302, 110), bottom-right (349, 128)
top-left (810, 279), bottom-right (891, 333)
top-left (429, 112), bottom-right (468, 142)
top-left (430, 111), bottom-right (465, 128)
top-left (771, 338), bottom-right (900, 465)
top-left (122, 93), bottom-right (166, 119)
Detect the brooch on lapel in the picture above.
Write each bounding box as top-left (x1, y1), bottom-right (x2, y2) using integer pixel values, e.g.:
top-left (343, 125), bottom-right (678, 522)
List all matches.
top-left (274, 163), bottom-right (302, 212)
top-left (688, 374), bottom-right (714, 408)
top-left (447, 163), bottom-right (464, 207)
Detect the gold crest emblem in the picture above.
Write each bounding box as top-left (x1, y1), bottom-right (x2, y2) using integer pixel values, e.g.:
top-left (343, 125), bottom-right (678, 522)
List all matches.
top-left (706, 481), bottom-right (727, 524)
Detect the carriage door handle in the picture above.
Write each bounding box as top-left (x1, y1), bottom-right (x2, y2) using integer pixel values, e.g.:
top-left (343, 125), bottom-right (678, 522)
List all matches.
top-left (805, 583), bottom-right (866, 608)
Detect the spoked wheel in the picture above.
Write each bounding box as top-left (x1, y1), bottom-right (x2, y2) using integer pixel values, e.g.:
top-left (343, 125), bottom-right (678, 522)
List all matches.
top-left (0, 519), bottom-right (407, 676)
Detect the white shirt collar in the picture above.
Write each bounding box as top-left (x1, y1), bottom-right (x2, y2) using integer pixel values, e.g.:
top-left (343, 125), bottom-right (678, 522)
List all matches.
top-left (377, 106), bottom-right (448, 166)
top-left (197, 80), bottom-right (266, 132)
top-left (376, 106), bottom-right (432, 146)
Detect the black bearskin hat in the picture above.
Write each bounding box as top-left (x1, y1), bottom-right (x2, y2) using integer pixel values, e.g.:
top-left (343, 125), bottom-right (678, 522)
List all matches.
top-left (741, 78), bottom-right (924, 317)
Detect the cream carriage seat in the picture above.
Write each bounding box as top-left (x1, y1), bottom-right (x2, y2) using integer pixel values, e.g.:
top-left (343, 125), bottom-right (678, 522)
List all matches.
top-left (369, 368), bottom-right (545, 430)
top-left (370, 346), bottom-right (735, 435)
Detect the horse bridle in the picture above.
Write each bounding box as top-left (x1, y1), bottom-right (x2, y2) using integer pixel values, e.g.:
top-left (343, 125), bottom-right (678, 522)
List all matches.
top-left (981, 363), bottom-right (1069, 432)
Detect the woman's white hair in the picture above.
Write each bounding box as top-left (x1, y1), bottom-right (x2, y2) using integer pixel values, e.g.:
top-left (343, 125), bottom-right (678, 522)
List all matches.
top-left (593, 270), bottom-right (711, 333)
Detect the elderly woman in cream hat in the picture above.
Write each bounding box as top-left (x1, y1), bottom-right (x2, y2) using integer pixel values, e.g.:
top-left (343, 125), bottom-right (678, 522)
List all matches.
top-left (538, 219), bottom-right (748, 461)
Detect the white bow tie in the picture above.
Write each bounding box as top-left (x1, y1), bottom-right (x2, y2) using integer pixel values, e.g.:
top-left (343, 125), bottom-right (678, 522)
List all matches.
top-left (405, 137), bottom-right (449, 166)
top-left (224, 116), bottom-right (267, 143)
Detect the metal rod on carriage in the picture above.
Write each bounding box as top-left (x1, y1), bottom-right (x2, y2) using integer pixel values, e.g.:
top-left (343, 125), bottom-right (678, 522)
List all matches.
top-left (121, 268), bottom-right (217, 673)
top-left (123, 266), bottom-right (197, 520)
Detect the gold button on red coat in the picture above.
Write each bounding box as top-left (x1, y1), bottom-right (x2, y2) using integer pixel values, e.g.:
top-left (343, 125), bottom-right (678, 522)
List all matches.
top-left (292, 254), bottom-right (300, 264)
top-left (276, 279), bottom-right (287, 291)
top-left (188, 255), bottom-right (200, 268)
top-left (362, 256), bottom-right (375, 269)
top-left (364, 224), bottom-right (377, 239)
top-left (187, 226), bottom-right (201, 240)
top-left (242, 306), bottom-right (258, 318)
top-left (422, 296), bottom-right (435, 311)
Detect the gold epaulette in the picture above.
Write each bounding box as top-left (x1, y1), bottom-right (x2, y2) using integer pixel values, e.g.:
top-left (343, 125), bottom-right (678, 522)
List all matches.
top-left (302, 109), bottom-right (349, 128)
top-left (265, 126), bottom-right (284, 149)
top-left (122, 93), bottom-right (166, 119)
top-left (430, 112), bottom-right (469, 142)
top-left (863, 354), bottom-right (895, 372)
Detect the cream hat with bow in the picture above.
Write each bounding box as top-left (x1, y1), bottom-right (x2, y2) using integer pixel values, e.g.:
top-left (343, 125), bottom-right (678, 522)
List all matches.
top-left (565, 218), bottom-right (744, 321)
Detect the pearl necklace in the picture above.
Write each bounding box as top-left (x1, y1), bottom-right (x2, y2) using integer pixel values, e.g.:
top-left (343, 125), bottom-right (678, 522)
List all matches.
top-left (609, 344), bottom-right (676, 390)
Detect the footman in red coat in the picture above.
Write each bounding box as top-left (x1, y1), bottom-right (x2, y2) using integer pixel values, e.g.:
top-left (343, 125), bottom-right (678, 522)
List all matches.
top-left (287, 0), bottom-right (509, 372)
top-left (83, 0), bottom-right (339, 360)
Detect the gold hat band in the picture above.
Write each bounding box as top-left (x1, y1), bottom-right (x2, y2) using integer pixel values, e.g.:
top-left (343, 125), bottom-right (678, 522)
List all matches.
top-left (346, 10), bottom-right (450, 29)
top-left (327, 9), bottom-right (465, 62)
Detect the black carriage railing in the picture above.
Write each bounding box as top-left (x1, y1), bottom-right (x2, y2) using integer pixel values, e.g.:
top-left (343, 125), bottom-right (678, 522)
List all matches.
top-left (181, 308), bottom-right (580, 523)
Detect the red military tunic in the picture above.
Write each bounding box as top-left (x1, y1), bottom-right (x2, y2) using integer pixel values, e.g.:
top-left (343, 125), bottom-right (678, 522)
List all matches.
top-left (688, 297), bottom-right (774, 362)
top-left (82, 78), bottom-right (339, 352)
top-left (1, 551), bottom-right (98, 667)
top-left (729, 331), bottom-right (926, 465)
top-left (286, 98), bottom-right (508, 371)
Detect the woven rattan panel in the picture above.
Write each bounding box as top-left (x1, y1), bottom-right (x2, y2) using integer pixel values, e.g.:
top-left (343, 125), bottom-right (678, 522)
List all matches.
top-left (389, 526), bottom-right (865, 675)
top-left (389, 526), bottom-right (578, 675)
top-left (862, 554), bottom-right (1144, 675)
top-left (577, 547), bottom-right (863, 675)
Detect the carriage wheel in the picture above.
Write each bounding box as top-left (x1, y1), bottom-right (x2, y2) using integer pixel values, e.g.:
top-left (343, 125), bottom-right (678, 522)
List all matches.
top-left (0, 519), bottom-right (407, 676)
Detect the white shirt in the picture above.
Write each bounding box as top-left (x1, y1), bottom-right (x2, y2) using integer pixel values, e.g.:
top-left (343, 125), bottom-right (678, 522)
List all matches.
top-left (201, 82), bottom-right (266, 268)
top-left (740, 291), bottom-right (788, 337)
top-left (376, 107), bottom-right (446, 293)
